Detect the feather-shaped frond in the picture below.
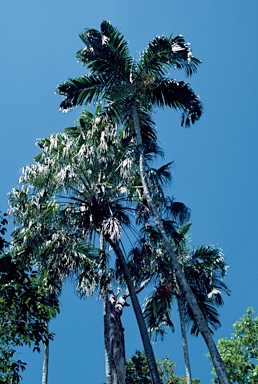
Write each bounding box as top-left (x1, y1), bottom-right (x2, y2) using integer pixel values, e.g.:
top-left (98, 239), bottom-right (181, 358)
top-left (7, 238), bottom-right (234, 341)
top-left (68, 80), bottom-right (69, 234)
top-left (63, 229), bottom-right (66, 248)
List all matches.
top-left (57, 75), bottom-right (108, 111)
top-left (77, 21), bottom-right (132, 83)
top-left (150, 79), bottom-right (203, 127)
top-left (143, 285), bottom-right (175, 340)
top-left (139, 36), bottom-right (175, 77)
top-left (187, 245), bottom-right (229, 281)
top-left (177, 244), bottom-right (230, 335)
top-left (138, 34), bottom-right (201, 79)
top-left (169, 35), bottom-right (201, 76)
top-left (180, 292), bottom-right (222, 336)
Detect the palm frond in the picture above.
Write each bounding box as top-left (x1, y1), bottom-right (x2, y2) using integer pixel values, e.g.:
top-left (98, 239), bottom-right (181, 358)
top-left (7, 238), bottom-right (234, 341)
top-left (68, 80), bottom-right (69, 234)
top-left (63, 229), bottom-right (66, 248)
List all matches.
top-left (189, 245), bottom-right (230, 281)
top-left (121, 103), bottom-right (163, 159)
top-left (151, 79), bottom-right (203, 127)
top-left (181, 293), bottom-right (222, 336)
top-left (57, 75), bottom-right (108, 111)
top-left (76, 21), bottom-right (132, 84)
top-left (177, 243), bottom-right (230, 335)
top-left (168, 35), bottom-right (201, 77)
top-left (164, 197), bottom-right (191, 226)
top-left (127, 250), bottom-right (152, 287)
top-left (138, 34), bottom-right (201, 79)
top-left (139, 36), bottom-right (175, 77)
top-left (135, 201), bottom-right (150, 225)
top-left (149, 162), bottom-right (173, 186)
top-left (140, 223), bottom-right (160, 245)
top-left (75, 241), bottom-right (101, 260)
top-left (143, 285), bottom-right (175, 340)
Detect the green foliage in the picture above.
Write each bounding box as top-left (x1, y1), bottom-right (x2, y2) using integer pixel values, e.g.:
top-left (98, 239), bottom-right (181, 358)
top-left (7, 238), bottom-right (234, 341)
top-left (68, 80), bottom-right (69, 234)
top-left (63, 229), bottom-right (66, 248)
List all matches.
top-left (0, 255), bottom-right (59, 383)
top-left (0, 214), bottom-right (60, 383)
top-left (57, 20), bottom-right (203, 129)
top-left (138, 221), bottom-right (230, 340)
top-left (126, 351), bottom-right (151, 384)
top-left (0, 212), bottom-right (8, 254)
top-left (0, 345), bottom-right (26, 384)
top-left (125, 350), bottom-right (200, 384)
top-left (0, 213), bottom-right (26, 383)
top-left (211, 308), bottom-right (258, 383)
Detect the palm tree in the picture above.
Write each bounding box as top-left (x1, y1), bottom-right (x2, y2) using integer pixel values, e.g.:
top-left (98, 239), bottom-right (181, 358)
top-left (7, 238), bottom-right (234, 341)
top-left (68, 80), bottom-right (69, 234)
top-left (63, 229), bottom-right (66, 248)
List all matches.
top-left (141, 222), bottom-right (230, 384)
top-left (9, 191), bottom-right (84, 384)
top-left (56, 21), bottom-right (231, 383)
top-left (9, 109), bottom-right (162, 384)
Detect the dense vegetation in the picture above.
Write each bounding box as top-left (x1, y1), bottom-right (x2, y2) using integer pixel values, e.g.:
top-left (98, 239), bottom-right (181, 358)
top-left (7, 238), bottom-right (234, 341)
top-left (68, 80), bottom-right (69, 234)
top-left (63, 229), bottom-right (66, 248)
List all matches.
top-left (126, 351), bottom-right (200, 384)
top-left (211, 308), bottom-right (258, 383)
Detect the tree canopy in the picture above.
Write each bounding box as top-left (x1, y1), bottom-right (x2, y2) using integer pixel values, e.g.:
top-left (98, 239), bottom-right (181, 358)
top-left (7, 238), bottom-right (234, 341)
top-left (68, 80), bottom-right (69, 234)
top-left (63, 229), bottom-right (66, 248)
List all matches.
top-left (211, 307), bottom-right (258, 383)
top-left (0, 213), bottom-right (59, 384)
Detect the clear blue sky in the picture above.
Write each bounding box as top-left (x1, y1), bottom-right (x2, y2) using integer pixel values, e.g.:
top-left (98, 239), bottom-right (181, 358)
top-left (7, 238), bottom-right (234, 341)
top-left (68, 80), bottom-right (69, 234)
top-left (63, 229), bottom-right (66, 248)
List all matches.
top-left (1, 0), bottom-right (258, 382)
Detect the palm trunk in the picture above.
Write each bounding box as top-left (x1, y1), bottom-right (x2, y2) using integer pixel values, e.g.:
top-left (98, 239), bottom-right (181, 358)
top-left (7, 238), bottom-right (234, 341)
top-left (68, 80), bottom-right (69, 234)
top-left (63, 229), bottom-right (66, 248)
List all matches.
top-left (103, 291), bottom-right (112, 384)
top-left (132, 102), bottom-right (231, 384)
top-left (109, 293), bottom-right (126, 384)
top-left (104, 292), bottom-right (127, 384)
top-left (178, 295), bottom-right (192, 384)
top-left (101, 232), bottom-right (127, 384)
top-left (108, 238), bottom-right (161, 384)
top-left (42, 322), bottom-right (49, 384)
top-left (100, 233), bottom-right (113, 384)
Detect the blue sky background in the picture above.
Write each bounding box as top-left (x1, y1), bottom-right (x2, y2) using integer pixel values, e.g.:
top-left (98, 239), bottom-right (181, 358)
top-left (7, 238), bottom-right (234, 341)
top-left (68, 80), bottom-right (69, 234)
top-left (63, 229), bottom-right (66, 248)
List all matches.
top-left (1, 0), bottom-right (258, 382)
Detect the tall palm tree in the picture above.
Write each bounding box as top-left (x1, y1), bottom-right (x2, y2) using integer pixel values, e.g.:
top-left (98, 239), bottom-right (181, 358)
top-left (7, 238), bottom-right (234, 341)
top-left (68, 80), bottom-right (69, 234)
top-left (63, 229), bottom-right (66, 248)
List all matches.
top-left (56, 21), bottom-right (230, 383)
top-left (9, 189), bottom-right (85, 384)
top-left (9, 109), bottom-right (162, 384)
top-left (140, 222), bottom-right (230, 384)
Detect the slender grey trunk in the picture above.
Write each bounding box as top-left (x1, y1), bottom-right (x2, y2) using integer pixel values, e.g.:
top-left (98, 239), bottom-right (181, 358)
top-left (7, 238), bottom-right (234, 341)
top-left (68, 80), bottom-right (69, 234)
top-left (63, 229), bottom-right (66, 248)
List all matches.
top-left (131, 102), bottom-right (231, 384)
top-left (42, 322), bottom-right (49, 384)
top-left (103, 290), bottom-right (112, 384)
top-left (178, 295), bottom-right (192, 384)
top-left (100, 233), bottom-right (112, 384)
top-left (108, 238), bottom-right (161, 384)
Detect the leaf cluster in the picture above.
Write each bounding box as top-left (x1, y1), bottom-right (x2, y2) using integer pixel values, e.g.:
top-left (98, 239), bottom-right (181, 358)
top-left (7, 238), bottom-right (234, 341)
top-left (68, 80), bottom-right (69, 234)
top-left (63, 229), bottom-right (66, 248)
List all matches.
top-left (132, 219), bottom-right (230, 340)
top-left (57, 20), bottom-right (203, 136)
top-left (212, 308), bottom-right (258, 383)
top-left (0, 212), bottom-right (8, 255)
top-left (0, 252), bottom-right (59, 382)
top-left (125, 350), bottom-right (200, 384)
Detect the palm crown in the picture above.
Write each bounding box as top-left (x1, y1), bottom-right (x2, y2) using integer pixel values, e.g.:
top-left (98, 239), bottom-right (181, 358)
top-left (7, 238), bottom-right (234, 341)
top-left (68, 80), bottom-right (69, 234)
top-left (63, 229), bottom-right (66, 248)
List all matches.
top-left (57, 21), bottom-right (203, 130)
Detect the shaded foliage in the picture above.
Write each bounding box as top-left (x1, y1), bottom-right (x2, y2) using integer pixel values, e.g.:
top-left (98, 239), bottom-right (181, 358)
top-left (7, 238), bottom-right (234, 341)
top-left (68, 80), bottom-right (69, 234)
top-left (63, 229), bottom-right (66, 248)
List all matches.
top-left (126, 350), bottom-right (200, 384)
top-left (0, 212), bottom-right (8, 254)
top-left (0, 214), bottom-right (59, 383)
